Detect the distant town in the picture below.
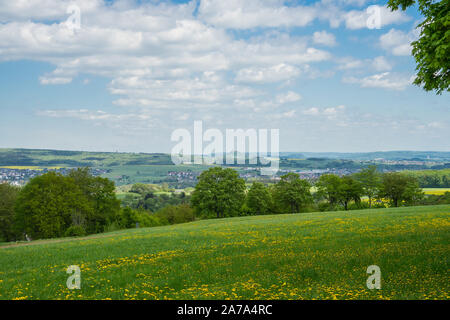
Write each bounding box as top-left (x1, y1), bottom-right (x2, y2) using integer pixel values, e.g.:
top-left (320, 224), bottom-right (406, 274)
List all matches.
top-left (0, 167), bottom-right (110, 186)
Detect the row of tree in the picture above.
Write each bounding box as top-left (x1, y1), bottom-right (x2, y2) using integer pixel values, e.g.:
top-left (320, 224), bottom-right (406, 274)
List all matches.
top-left (0, 165), bottom-right (442, 242)
top-left (190, 166), bottom-right (426, 218)
top-left (0, 168), bottom-right (197, 242)
top-left (402, 169), bottom-right (450, 188)
top-left (0, 168), bottom-right (121, 241)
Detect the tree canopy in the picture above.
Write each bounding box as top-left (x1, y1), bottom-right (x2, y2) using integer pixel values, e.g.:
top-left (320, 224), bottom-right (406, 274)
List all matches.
top-left (246, 182), bottom-right (272, 215)
top-left (191, 167), bottom-right (246, 218)
top-left (378, 172), bottom-right (424, 207)
top-left (273, 173), bottom-right (313, 213)
top-left (388, 0), bottom-right (449, 94)
top-left (354, 165), bottom-right (381, 208)
top-left (0, 183), bottom-right (20, 242)
top-left (14, 169), bottom-right (120, 240)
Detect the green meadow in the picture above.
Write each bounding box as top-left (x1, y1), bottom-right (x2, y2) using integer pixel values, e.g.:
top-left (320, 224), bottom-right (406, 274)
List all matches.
top-left (0, 205), bottom-right (449, 300)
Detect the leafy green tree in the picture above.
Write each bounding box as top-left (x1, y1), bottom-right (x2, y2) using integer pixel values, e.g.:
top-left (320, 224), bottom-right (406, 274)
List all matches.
top-left (316, 174), bottom-right (363, 210)
top-left (402, 177), bottom-right (425, 205)
top-left (191, 167), bottom-right (246, 218)
top-left (246, 182), bottom-right (272, 215)
top-left (316, 174), bottom-right (343, 207)
top-left (14, 172), bottom-right (93, 240)
top-left (388, 0), bottom-right (449, 94)
top-left (0, 184), bottom-right (20, 242)
top-left (339, 176), bottom-right (363, 210)
top-left (156, 204), bottom-right (195, 224)
top-left (130, 183), bottom-right (157, 195)
top-left (118, 207), bottom-right (138, 229)
top-left (378, 172), bottom-right (424, 207)
top-left (273, 173), bottom-right (313, 213)
top-left (68, 168), bottom-right (121, 233)
top-left (354, 166), bottom-right (381, 208)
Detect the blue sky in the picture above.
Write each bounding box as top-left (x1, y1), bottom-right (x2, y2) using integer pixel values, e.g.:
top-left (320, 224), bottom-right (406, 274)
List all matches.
top-left (0, 0), bottom-right (448, 153)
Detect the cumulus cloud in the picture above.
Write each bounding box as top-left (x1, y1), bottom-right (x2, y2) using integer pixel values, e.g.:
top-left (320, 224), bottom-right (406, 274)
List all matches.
top-left (343, 72), bottom-right (415, 90)
top-left (0, 0), bottom-right (416, 132)
top-left (380, 28), bottom-right (418, 56)
top-left (197, 1), bottom-right (409, 30)
top-left (336, 56), bottom-right (392, 72)
top-left (343, 5), bottom-right (410, 30)
top-left (371, 56), bottom-right (393, 71)
top-left (235, 64), bottom-right (301, 83)
top-left (276, 91), bottom-right (302, 104)
top-left (0, 1), bottom-right (336, 106)
top-left (302, 105), bottom-right (345, 117)
top-left (39, 76), bottom-right (72, 85)
top-left (313, 31), bottom-right (337, 46)
top-left (337, 57), bottom-right (364, 70)
top-left (197, 0), bottom-right (317, 29)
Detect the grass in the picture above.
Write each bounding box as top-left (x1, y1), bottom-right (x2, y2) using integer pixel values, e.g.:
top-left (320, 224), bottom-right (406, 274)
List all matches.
top-left (0, 205), bottom-right (449, 300)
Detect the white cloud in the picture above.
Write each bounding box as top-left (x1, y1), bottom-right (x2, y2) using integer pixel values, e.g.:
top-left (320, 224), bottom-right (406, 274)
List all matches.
top-left (0, 0), bottom-right (102, 22)
top-left (197, 1), bottom-right (409, 30)
top-left (37, 108), bottom-right (157, 132)
top-left (313, 31), bottom-right (336, 47)
top-left (380, 28), bottom-right (418, 56)
top-left (371, 56), bottom-right (393, 71)
top-left (302, 107), bottom-right (320, 116)
top-left (0, 0), bottom-right (420, 138)
top-left (0, 2), bottom-right (336, 111)
top-left (276, 91), bottom-right (302, 104)
top-left (343, 72), bottom-right (415, 90)
top-left (336, 56), bottom-right (392, 72)
top-left (302, 105), bottom-right (345, 118)
top-left (235, 64), bottom-right (300, 83)
top-left (324, 105), bottom-right (346, 116)
top-left (337, 57), bottom-right (364, 70)
top-left (313, 31), bottom-right (336, 46)
top-left (271, 110), bottom-right (297, 120)
top-left (197, 0), bottom-right (317, 29)
top-left (344, 5), bottom-right (410, 30)
top-left (39, 76), bottom-right (72, 85)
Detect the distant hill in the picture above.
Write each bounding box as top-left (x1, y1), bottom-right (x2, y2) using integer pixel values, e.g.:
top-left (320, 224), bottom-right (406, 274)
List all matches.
top-left (281, 151), bottom-right (450, 161)
top-left (0, 148), bottom-right (173, 167)
top-left (2, 148), bottom-right (449, 168)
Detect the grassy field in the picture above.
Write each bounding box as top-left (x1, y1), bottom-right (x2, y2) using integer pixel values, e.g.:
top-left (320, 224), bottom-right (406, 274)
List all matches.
top-left (0, 205), bottom-right (449, 300)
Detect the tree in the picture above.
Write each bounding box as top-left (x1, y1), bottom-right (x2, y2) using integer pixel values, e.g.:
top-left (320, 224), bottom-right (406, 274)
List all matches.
top-left (156, 204), bottom-right (195, 224)
top-left (246, 182), bottom-right (272, 215)
top-left (378, 172), bottom-right (424, 207)
top-left (316, 174), bottom-right (363, 210)
top-left (130, 183), bottom-right (156, 195)
top-left (273, 173), bottom-right (313, 213)
top-left (388, 0), bottom-right (449, 94)
top-left (191, 167), bottom-right (246, 218)
top-left (339, 176), bottom-right (363, 210)
top-left (316, 174), bottom-right (343, 207)
top-left (118, 207), bottom-right (137, 229)
top-left (354, 166), bottom-right (381, 208)
top-left (14, 172), bottom-right (93, 240)
top-left (68, 168), bottom-right (121, 233)
top-left (402, 177), bottom-right (425, 205)
top-left (0, 183), bottom-right (20, 242)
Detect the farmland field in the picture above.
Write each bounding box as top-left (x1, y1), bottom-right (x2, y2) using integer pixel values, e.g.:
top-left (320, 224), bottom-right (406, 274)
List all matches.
top-left (0, 205), bottom-right (449, 300)
top-left (423, 188), bottom-right (450, 195)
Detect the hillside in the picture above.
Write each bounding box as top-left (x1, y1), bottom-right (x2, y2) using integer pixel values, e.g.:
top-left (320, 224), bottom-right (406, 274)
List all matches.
top-left (0, 205), bottom-right (448, 300)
